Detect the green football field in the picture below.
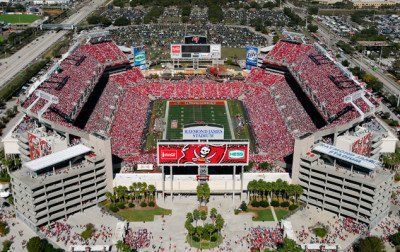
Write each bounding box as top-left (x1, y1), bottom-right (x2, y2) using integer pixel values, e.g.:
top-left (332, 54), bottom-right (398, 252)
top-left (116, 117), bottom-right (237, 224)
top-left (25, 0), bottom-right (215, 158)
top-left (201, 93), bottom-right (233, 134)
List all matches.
top-left (0, 14), bottom-right (41, 24)
top-left (166, 100), bottom-right (232, 140)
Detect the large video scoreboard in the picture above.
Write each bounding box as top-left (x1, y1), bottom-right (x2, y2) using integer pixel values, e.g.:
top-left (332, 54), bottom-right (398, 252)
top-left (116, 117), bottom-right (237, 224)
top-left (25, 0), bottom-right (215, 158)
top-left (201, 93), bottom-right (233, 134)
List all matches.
top-left (170, 44), bottom-right (221, 60)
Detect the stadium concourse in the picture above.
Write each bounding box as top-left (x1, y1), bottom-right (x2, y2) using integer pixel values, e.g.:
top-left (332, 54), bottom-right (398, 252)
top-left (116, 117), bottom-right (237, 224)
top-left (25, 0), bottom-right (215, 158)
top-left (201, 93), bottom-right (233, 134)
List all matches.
top-left (18, 38), bottom-right (376, 171)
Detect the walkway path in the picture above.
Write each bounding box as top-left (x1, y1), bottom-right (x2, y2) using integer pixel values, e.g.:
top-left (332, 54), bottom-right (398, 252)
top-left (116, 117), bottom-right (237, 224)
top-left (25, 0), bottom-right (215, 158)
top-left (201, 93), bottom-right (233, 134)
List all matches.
top-left (267, 196), bottom-right (278, 222)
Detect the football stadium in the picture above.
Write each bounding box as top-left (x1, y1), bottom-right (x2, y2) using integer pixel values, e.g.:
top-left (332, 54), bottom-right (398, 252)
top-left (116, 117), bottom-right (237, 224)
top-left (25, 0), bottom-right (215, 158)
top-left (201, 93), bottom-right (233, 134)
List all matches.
top-left (8, 32), bottom-right (398, 232)
top-left (16, 35), bottom-right (379, 168)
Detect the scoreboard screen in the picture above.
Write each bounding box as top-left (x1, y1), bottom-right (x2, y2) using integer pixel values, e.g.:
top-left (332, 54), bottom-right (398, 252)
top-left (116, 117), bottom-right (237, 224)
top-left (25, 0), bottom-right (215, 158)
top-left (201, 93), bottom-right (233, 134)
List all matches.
top-left (170, 44), bottom-right (221, 59)
top-left (182, 45), bottom-right (210, 53)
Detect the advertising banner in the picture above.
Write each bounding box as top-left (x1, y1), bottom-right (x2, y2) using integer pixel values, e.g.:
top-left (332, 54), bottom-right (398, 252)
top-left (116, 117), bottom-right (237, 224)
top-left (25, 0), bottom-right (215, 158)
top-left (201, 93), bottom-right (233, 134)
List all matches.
top-left (133, 45), bottom-right (147, 69)
top-left (183, 125), bottom-right (224, 140)
top-left (157, 142), bottom-right (249, 166)
top-left (245, 46), bottom-right (259, 70)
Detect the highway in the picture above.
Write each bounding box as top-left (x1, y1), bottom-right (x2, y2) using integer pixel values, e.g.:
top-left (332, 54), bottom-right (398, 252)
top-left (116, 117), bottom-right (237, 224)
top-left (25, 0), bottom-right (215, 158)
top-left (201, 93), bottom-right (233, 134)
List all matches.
top-left (0, 0), bottom-right (105, 88)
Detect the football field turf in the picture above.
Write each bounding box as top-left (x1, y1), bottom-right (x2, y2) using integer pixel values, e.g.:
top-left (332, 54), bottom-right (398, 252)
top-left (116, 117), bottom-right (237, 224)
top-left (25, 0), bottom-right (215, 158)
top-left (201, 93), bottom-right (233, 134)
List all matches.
top-left (166, 100), bottom-right (232, 140)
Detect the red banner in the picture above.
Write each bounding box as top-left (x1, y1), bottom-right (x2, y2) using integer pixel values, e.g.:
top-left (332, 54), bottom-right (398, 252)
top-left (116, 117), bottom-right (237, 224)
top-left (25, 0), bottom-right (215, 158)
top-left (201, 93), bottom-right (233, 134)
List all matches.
top-left (158, 142), bottom-right (249, 166)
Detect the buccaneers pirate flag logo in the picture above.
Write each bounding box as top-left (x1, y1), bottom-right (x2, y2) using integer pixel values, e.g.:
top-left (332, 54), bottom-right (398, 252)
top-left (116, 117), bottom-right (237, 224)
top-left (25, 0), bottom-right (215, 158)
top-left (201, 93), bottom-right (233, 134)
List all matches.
top-left (178, 144), bottom-right (227, 164)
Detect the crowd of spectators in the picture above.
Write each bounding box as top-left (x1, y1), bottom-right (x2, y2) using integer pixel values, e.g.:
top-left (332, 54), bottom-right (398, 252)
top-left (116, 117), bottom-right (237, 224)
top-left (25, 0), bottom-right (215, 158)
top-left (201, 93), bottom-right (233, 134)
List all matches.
top-left (296, 217), bottom-right (367, 245)
top-left (39, 221), bottom-right (113, 246)
top-left (124, 228), bottom-right (152, 250)
top-left (22, 40), bottom-right (129, 124)
top-left (108, 69), bottom-right (309, 164)
top-left (245, 226), bottom-right (283, 250)
top-left (264, 40), bottom-right (374, 123)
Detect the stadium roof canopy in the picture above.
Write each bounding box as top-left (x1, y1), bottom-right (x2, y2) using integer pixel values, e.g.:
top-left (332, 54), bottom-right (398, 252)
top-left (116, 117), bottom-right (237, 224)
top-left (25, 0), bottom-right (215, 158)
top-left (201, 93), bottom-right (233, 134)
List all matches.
top-left (313, 143), bottom-right (381, 170)
top-left (25, 144), bottom-right (92, 172)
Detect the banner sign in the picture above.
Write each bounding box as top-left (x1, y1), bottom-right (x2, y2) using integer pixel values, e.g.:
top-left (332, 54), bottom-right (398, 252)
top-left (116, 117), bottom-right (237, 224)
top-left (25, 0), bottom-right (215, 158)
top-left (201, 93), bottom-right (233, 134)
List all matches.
top-left (246, 46), bottom-right (259, 70)
top-left (157, 142), bottom-right (249, 166)
top-left (170, 44), bottom-right (221, 59)
top-left (133, 45), bottom-right (147, 69)
top-left (183, 125), bottom-right (224, 140)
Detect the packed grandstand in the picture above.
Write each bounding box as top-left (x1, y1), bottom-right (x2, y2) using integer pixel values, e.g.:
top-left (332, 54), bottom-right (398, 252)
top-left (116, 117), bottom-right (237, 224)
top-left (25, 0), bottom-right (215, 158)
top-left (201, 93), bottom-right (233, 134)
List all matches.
top-left (19, 38), bottom-right (377, 168)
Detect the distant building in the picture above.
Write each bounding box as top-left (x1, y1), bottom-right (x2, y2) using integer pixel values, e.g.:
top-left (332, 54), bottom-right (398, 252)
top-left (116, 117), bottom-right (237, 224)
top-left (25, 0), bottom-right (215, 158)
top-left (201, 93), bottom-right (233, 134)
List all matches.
top-left (351, 0), bottom-right (400, 8)
top-left (317, 0), bottom-right (400, 7)
top-left (33, 0), bottom-right (70, 5)
top-left (316, 0), bottom-right (344, 4)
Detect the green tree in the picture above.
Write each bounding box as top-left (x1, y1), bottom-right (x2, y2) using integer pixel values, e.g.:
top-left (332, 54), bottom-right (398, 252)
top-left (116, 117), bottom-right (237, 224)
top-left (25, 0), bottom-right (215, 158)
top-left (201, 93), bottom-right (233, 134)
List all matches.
top-left (200, 210), bottom-right (207, 222)
top-left (277, 238), bottom-right (302, 252)
top-left (148, 184), bottom-right (155, 201)
top-left (215, 214), bottom-right (224, 232)
top-left (390, 231), bottom-right (400, 246)
top-left (210, 208), bottom-right (217, 221)
top-left (193, 209), bottom-right (200, 225)
top-left (87, 14), bottom-right (101, 25)
top-left (308, 6), bottom-right (318, 15)
top-left (208, 4), bottom-right (223, 23)
top-left (27, 237), bottom-right (43, 252)
top-left (353, 236), bottom-right (385, 252)
top-left (307, 24), bottom-right (318, 33)
top-left (204, 223), bottom-right (215, 241)
top-left (114, 16), bottom-right (131, 26)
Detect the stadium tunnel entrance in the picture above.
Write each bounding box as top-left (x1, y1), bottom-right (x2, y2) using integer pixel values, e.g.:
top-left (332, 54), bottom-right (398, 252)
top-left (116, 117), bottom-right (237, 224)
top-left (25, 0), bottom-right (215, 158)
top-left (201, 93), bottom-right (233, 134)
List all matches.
top-left (163, 166), bottom-right (242, 175)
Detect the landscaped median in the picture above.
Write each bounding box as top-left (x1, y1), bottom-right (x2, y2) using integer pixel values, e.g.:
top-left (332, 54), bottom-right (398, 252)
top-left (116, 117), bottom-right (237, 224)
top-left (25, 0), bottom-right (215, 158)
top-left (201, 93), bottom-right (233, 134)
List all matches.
top-left (100, 183), bottom-right (171, 222)
top-left (235, 179), bottom-right (303, 221)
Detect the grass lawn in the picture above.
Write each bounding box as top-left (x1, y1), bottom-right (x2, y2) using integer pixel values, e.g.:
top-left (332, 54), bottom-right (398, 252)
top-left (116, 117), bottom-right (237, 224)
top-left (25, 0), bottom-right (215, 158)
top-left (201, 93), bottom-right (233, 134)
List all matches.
top-left (274, 208), bottom-right (289, 220)
top-left (221, 47), bottom-right (246, 60)
top-left (116, 207), bottom-right (171, 222)
top-left (251, 208), bottom-right (275, 221)
top-left (81, 225), bottom-right (95, 240)
top-left (0, 14), bottom-right (41, 24)
top-left (313, 227), bottom-right (328, 238)
top-left (187, 235), bottom-right (223, 249)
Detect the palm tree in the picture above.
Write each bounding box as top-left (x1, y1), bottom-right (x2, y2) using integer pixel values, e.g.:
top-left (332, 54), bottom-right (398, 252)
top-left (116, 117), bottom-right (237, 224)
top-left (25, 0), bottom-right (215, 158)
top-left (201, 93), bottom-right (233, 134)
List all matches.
top-left (105, 192), bottom-right (115, 204)
top-left (148, 184), bottom-right (156, 202)
top-left (247, 180), bottom-right (255, 200)
top-left (210, 208), bottom-right (217, 222)
top-left (294, 185), bottom-right (304, 203)
top-left (129, 183), bottom-right (137, 201)
top-left (115, 240), bottom-right (124, 252)
top-left (265, 182), bottom-right (272, 199)
top-left (193, 209), bottom-right (200, 226)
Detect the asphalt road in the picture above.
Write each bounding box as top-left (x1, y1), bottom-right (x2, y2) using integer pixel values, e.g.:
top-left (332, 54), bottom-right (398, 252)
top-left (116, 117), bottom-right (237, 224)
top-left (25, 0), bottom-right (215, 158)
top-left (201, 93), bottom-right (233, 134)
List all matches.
top-left (0, 0), bottom-right (105, 88)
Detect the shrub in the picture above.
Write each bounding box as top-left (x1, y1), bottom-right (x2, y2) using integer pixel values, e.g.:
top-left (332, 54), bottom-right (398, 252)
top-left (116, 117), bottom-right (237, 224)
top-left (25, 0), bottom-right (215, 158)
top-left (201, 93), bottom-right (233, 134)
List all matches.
top-left (260, 201), bottom-right (269, 208)
top-left (270, 200), bottom-right (279, 207)
top-left (148, 201), bottom-right (155, 207)
top-left (27, 236), bottom-right (43, 252)
top-left (289, 204), bottom-right (298, 211)
top-left (234, 209), bottom-right (240, 215)
top-left (240, 201), bottom-right (247, 211)
top-left (116, 201), bottom-right (125, 209)
top-left (0, 221), bottom-right (9, 236)
top-left (280, 201), bottom-right (290, 208)
top-left (2, 240), bottom-right (12, 252)
top-left (108, 204), bottom-right (118, 213)
top-left (251, 200), bottom-right (260, 207)
top-left (140, 201), bottom-right (147, 207)
top-left (128, 202), bottom-right (135, 208)
top-left (192, 236), bottom-right (200, 242)
top-left (211, 233), bottom-right (219, 242)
